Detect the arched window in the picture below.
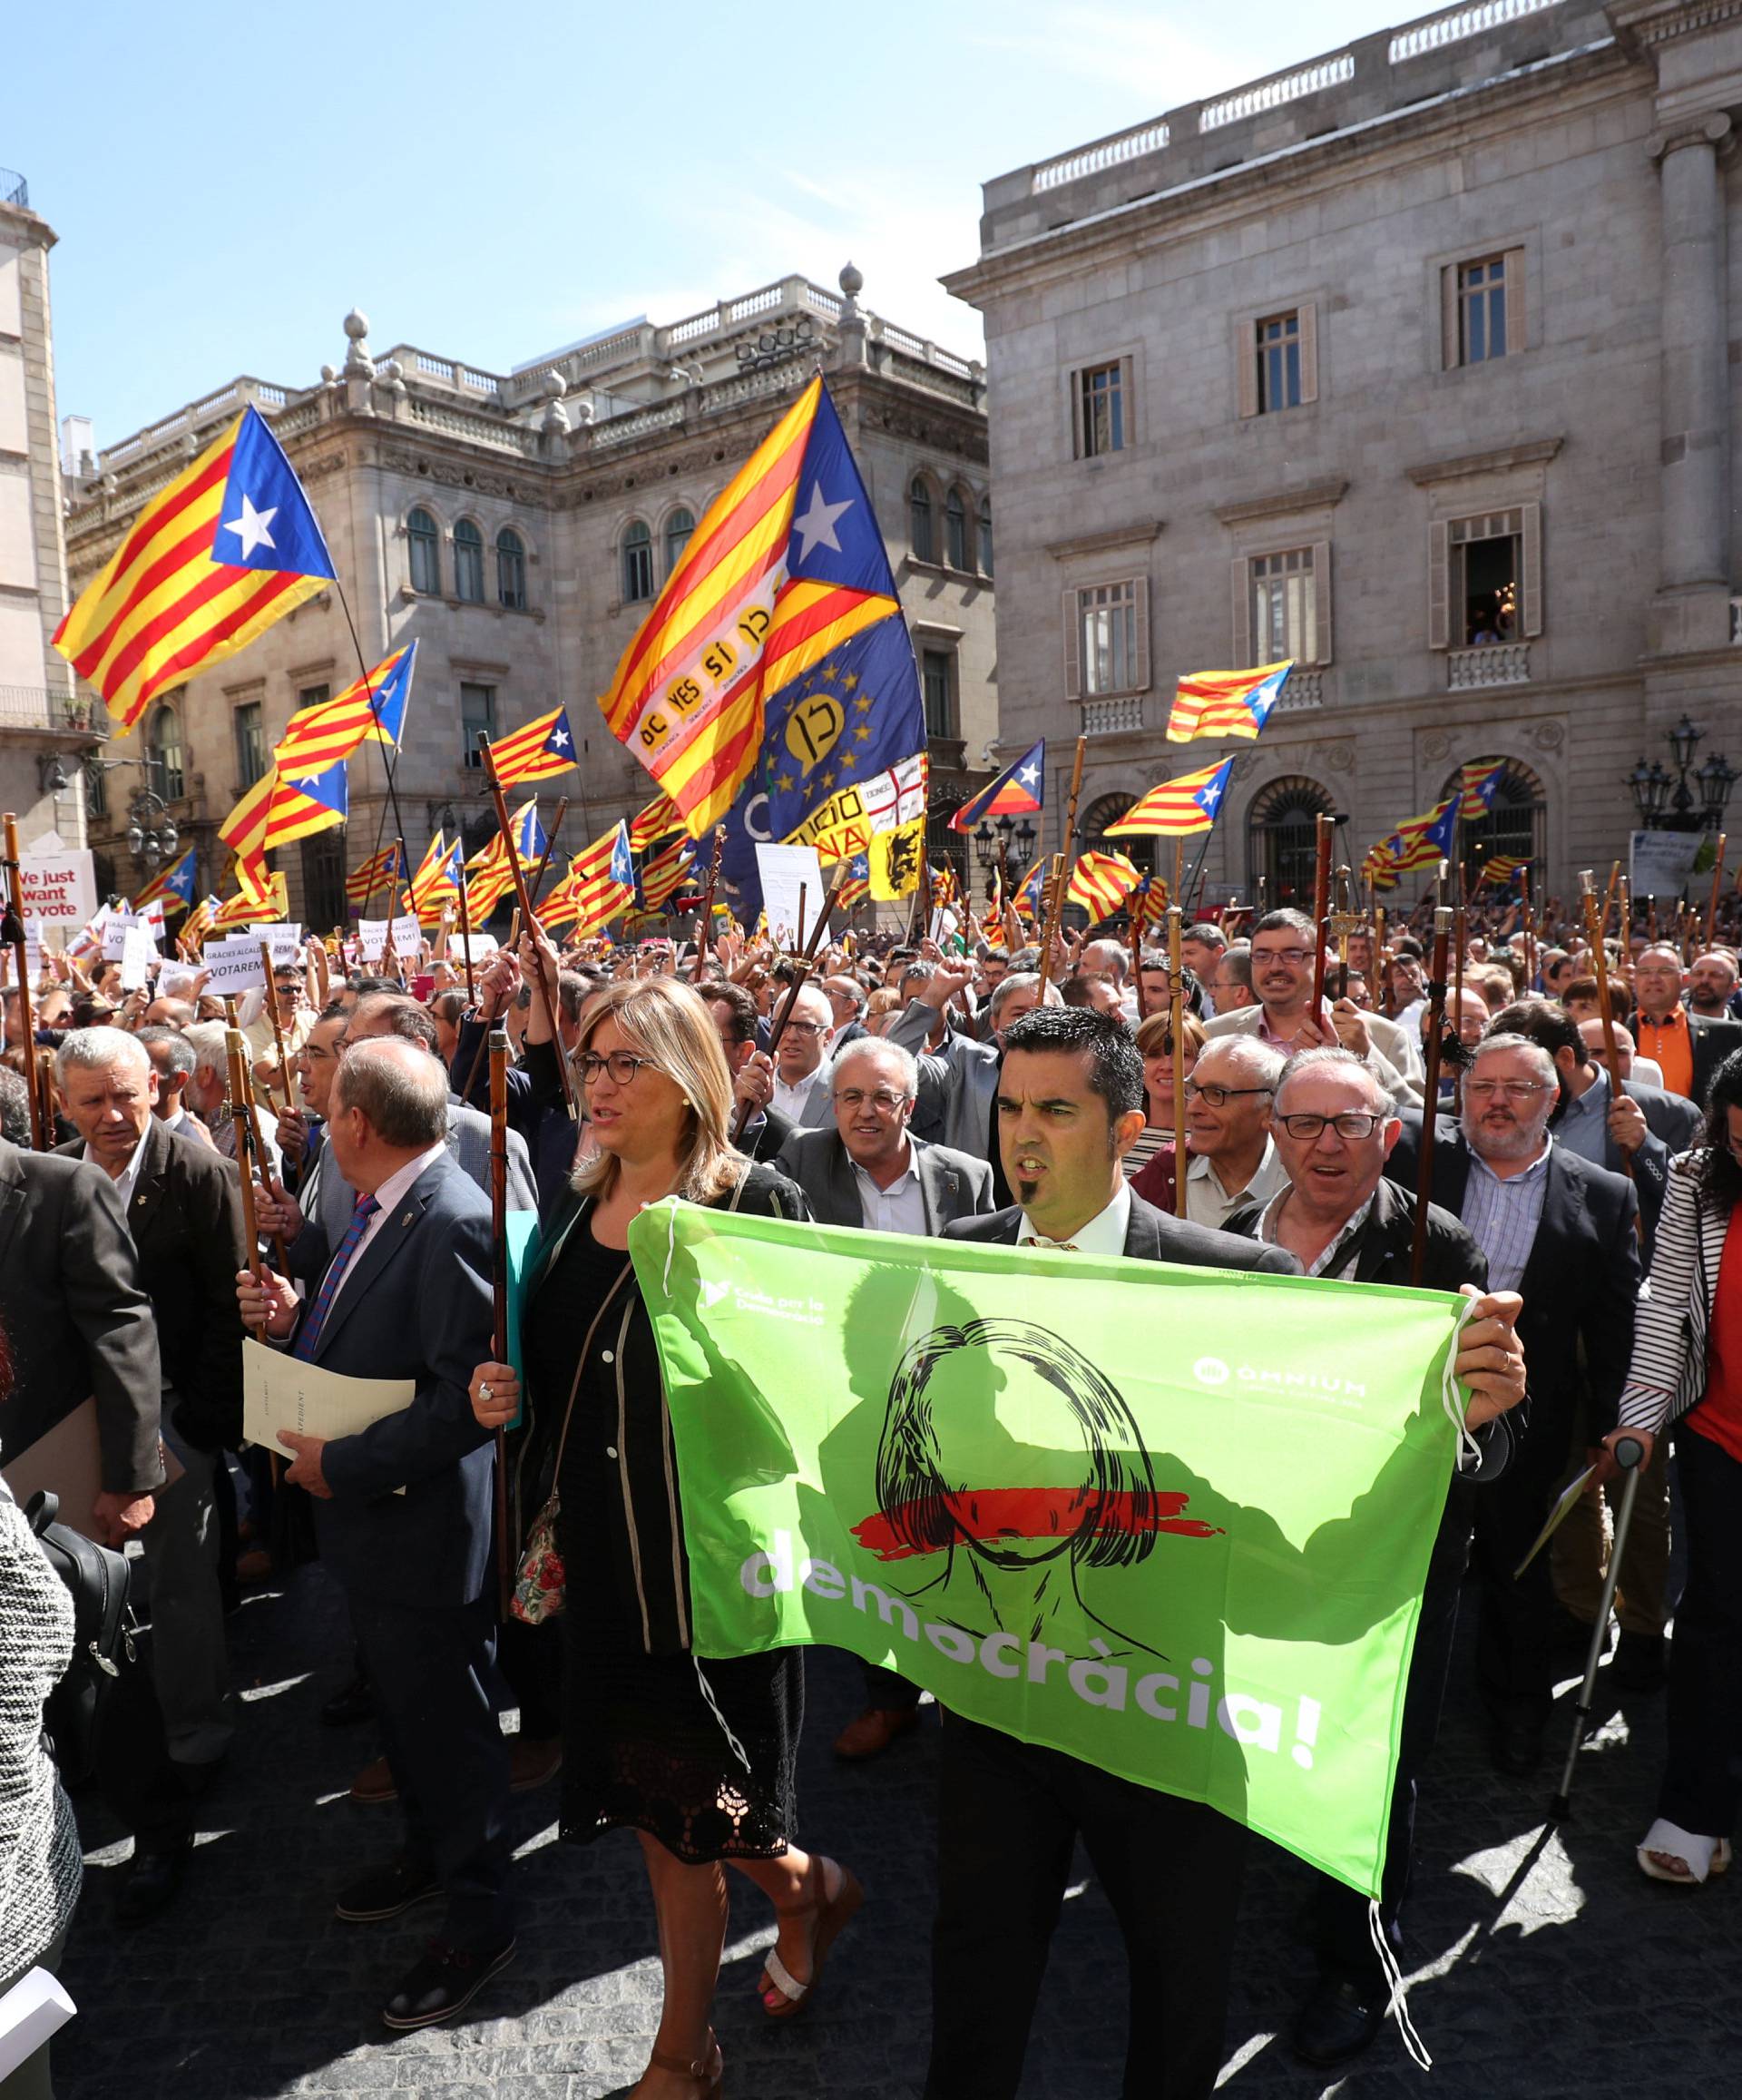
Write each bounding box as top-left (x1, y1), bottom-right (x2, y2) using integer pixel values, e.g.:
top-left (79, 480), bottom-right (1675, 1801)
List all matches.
top-left (944, 488), bottom-right (968, 570)
top-left (406, 506), bottom-right (440, 594)
top-left (453, 518), bottom-right (484, 604)
top-left (1439, 754), bottom-right (1546, 875)
top-left (495, 527), bottom-right (526, 610)
top-left (664, 507), bottom-right (695, 576)
top-left (910, 477), bottom-right (935, 564)
top-left (1247, 775), bottom-right (1336, 909)
top-left (977, 496), bottom-right (993, 577)
top-left (147, 700), bottom-right (184, 801)
top-left (1082, 791), bottom-right (1155, 878)
top-left (622, 520), bottom-right (654, 603)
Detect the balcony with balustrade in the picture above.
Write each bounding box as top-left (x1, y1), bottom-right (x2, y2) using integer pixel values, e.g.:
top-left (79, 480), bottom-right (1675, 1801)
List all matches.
top-left (1446, 643), bottom-right (1531, 689)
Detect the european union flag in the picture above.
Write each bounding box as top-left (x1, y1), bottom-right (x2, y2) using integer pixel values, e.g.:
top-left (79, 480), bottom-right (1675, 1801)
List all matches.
top-left (216, 407), bottom-right (337, 578)
top-left (758, 617), bottom-right (925, 849)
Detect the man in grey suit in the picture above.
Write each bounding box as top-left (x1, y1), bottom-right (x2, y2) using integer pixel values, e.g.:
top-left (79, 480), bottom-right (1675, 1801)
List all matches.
top-left (240, 1040), bottom-right (512, 2031)
top-left (777, 1035), bottom-right (998, 1760)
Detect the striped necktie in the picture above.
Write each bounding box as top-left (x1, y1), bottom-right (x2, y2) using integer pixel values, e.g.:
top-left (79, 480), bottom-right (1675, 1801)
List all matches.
top-left (293, 1193), bottom-right (379, 1360)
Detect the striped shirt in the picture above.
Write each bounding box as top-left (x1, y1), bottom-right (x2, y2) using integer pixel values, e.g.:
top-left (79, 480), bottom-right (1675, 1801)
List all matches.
top-left (1460, 1139), bottom-right (1552, 1293)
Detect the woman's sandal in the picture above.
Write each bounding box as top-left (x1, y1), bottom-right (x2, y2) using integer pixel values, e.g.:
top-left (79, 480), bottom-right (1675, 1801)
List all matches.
top-left (758, 1856), bottom-right (865, 2020)
top-left (1638, 1819), bottom-right (1733, 1885)
top-left (638, 2030), bottom-right (722, 2098)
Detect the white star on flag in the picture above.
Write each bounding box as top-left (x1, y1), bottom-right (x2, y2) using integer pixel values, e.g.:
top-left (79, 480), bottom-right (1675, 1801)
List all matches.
top-left (550, 726), bottom-right (571, 750)
top-left (792, 482), bottom-right (853, 558)
top-left (1201, 781), bottom-right (1222, 813)
top-left (1019, 764), bottom-right (1040, 787)
top-left (222, 494), bottom-right (279, 559)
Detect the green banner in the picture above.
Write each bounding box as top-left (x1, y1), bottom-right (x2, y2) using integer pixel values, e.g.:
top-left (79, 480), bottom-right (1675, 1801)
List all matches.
top-left (628, 1201), bottom-right (1471, 1897)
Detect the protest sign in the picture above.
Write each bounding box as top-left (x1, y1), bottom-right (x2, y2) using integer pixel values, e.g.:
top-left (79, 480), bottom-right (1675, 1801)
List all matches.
top-left (18, 846), bottom-right (95, 927)
top-left (357, 915), bottom-right (422, 963)
top-left (201, 936), bottom-right (269, 995)
top-left (118, 922), bottom-right (157, 992)
top-left (754, 844), bottom-right (827, 947)
top-left (250, 923), bottom-right (304, 967)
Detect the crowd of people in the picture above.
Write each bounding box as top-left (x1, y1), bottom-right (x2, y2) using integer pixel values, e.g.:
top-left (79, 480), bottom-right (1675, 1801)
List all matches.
top-left (2, 883), bottom-right (1741, 2100)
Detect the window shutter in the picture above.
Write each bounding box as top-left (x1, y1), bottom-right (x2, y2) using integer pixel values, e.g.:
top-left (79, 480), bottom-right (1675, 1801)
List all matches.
top-left (1062, 587), bottom-right (1082, 699)
top-left (1297, 303), bottom-right (1319, 405)
top-left (1503, 247), bottom-right (1527, 354)
top-left (1231, 557), bottom-right (1252, 666)
top-left (1521, 501), bottom-right (1543, 636)
top-left (1236, 319), bottom-right (1258, 419)
top-left (1311, 540), bottom-right (1333, 664)
top-left (1441, 265), bottom-right (1461, 372)
top-left (1069, 369), bottom-right (1084, 460)
top-left (1119, 355), bottom-right (1136, 448)
top-left (1132, 577), bottom-right (1151, 692)
top-left (1428, 520), bottom-right (1450, 650)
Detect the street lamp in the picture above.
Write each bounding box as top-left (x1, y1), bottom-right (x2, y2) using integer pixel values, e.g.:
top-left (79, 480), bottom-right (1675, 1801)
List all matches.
top-left (1698, 750), bottom-right (1737, 823)
top-left (1629, 715), bottom-right (1730, 831)
top-left (972, 813), bottom-right (1038, 897)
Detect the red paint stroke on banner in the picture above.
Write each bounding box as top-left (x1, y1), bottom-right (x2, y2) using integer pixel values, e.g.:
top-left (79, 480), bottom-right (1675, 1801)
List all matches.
top-left (851, 1488), bottom-right (1223, 1562)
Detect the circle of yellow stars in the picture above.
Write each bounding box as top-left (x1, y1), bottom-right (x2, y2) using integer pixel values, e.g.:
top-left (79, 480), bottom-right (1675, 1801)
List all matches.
top-left (770, 661), bottom-right (874, 800)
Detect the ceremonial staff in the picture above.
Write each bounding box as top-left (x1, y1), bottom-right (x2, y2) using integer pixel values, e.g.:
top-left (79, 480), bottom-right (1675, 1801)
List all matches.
top-left (1520, 866), bottom-right (1538, 991)
top-left (488, 1024), bottom-right (514, 1620)
top-left (1130, 890), bottom-right (1148, 1020)
top-left (1707, 832), bottom-right (1728, 949)
top-left (731, 862), bottom-right (847, 1145)
top-left (1451, 873), bottom-right (1467, 1114)
top-left (257, 940), bottom-right (294, 1108)
top-left (1580, 869), bottom-right (1641, 1237)
top-left (0, 813), bottom-right (42, 1150)
top-left (476, 733), bottom-right (576, 1122)
top-left (1409, 905), bottom-right (1453, 1286)
top-left (691, 826), bottom-right (726, 984)
top-left (1308, 812), bottom-right (1335, 1022)
top-left (455, 861), bottom-right (476, 1002)
top-left (1166, 903), bottom-right (1188, 1220)
top-left (1037, 735), bottom-right (1087, 997)
top-left (226, 1025), bottom-right (271, 1341)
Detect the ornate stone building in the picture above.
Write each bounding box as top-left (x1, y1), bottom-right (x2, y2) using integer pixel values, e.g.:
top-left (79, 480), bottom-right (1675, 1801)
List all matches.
top-left (944, 0), bottom-right (1741, 908)
top-left (62, 270), bottom-right (994, 921)
top-left (0, 171), bottom-right (93, 849)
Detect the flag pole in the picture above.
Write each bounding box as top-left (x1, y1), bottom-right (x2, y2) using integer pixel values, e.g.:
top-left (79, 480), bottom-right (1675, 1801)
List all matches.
top-left (1037, 735), bottom-right (1086, 995)
top-left (691, 827), bottom-right (726, 984)
top-left (1706, 832), bottom-right (1727, 949)
top-left (1308, 813), bottom-right (1335, 1022)
top-left (1410, 905), bottom-right (1453, 1286)
top-left (1167, 903), bottom-right (1188, 1219)
top-left (1580, 869), bottom-right (1639, 1221)
top-left (455, 862), bottom-right (476, 1001)
top-left (476, 732), bottom-right (576, 1121)
top-left (0, 815), bottom-right (43, 1151)
top-left (488, 1023), bottom-right (514, 1621)
top-left (257, 941), bottom-right (293, 1107)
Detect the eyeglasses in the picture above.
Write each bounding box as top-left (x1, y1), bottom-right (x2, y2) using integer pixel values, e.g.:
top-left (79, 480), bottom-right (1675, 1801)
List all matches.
top-left (834, 1087), bottom-right (908, 1114)
top-left (783, 1018), bottom-right (827, 1038)
top-left (1276, 1112), bottom-right (1386, 1140)
top-left (1252, 947), bottom-right (1311, 967)
top-left (1183, 1081), bottom-right (1275, 1108)
top-left (579, 1050), bottom-right (657, 1086)
top-left (1464, 1079), bottom-right (1550, 1102)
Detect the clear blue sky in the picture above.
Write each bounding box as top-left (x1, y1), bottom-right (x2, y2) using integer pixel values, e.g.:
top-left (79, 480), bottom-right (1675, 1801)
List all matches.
top-left (8, 0), bottom-right (1407, 449)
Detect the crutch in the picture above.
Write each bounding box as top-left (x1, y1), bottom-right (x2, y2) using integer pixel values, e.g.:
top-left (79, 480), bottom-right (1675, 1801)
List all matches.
top-left (1548, 1434), bottom-right (1645, 1820)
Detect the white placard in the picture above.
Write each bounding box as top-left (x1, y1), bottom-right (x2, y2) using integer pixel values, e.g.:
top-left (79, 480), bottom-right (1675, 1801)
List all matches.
top-left (22, 920), bottom-right (44, 983)
top-left (18, 846), bottom-right (95, 926)
top-left (250, 922), bottom-right (304, 967)
top-left (101, 914), bottom-right (135, 963)
top-left (456, 930), bottom-right (499, 963)
top-left (0, 1967), bottom-right (75, 2083)
top-left (157, 963), bottom-right (201, 999)
top-left (754, 844), bottom-right (827, 949)
top-left (1629, 829), bottom-right (1704, 907)
top-left (201, 936), bottom-right (269, 995)
top-left (118, 922), bottom-right (157, 992)
top-left (357, 915), bottom-right (421, 962)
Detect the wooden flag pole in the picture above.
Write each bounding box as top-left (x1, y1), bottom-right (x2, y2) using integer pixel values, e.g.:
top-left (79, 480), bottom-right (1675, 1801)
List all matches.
top-left (1708, 832), bottom-right (1728, 949)
top-left (731, 861), bottom-right (848, 1145)
top-left (477, 732), bottom-right (576, 1122)
top-left (1, 814), bottom-right (42, 1151)
top-left (1308, 812), bottom-right (1335, 1022)
top-left (1037, 736), bottom-right (1087, 995)
top-left (691, 827), bottom-right (726, 983)
top-left (258, 942), bottom-right (293, 1107)
top-left (488, 1024), bottom-right (514, 1621)
top-left (455, 863), bottom-right (476, 1001)
top-left (1410, 905), bottom-right (1453, 1286)
top-left (226, 1028), bottom-right (269, 1342)
top-left (1167, 903), bottom-right (1189, 1219)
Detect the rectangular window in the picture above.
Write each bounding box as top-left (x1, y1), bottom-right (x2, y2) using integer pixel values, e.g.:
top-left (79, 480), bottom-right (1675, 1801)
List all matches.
top-left (1073, 360), bottom-right (1128, 458)
top-left (1237, 302), bottom-right (1317, 417)
top-left (921, 650), bottom-right (955, 738)
top-left (1460, 256), bottom-right (1507, 363)
top-left (1427, 505), bottom-right (1542, 648)
top-left (460, 682), bottom-right (496, 769)
top-left (233, 700), bottom-right (267, 788)
top-left (1067, 580), bottom-right (1148, 697)
top-left (1251, 549), bottom-right (1316, 662)
top-left (85, 757), bottom-right (106, 821)
top-left (1257, 313), bottom-right (1301, 413)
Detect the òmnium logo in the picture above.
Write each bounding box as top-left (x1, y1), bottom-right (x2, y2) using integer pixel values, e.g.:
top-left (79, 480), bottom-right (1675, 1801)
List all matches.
top-left (1193, 1357), bottom-right (1230, 1386)
top-left (1193, 1356), bottom-right (1366, 1403)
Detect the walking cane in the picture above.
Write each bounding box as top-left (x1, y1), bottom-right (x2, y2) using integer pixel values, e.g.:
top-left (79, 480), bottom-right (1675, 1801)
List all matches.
top-left (1548, 1434), bottom-right (1646, 1821)
top-left (488, 1024), bottom-right (513, 1622)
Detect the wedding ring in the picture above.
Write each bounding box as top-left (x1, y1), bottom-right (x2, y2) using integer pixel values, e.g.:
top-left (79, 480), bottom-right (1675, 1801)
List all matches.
top-left (478, 1381), bottom-right (493, 1403)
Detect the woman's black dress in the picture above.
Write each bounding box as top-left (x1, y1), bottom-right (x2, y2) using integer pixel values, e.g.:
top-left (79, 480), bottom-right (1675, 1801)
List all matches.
top-left (521, 1174), bottom-right (804, 1864)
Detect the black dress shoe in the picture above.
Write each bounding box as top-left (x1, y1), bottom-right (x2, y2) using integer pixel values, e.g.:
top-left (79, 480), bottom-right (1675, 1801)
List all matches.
top-left (1292, 1976), bottom-right (1385, 2068)
top-left (334, 1857), bottom-right (443, 1923)
top-left (380, 1936), bottom-right (515, 2030)
top-left (320, 1673), bottom-right (374, 1727)
top-left (1490, 1715), bottom-right (1546, 1777)
top-left (115, 1840), bottom-right (191, 1926)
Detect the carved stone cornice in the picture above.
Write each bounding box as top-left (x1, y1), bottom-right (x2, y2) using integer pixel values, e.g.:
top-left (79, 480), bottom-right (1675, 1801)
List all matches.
top-left (1212, 477), bottom-right (1348, 526)
top-left (1042, 519), bottom-right (1163, 559)
top-left (1404, 437), bottom-right (1564, 486)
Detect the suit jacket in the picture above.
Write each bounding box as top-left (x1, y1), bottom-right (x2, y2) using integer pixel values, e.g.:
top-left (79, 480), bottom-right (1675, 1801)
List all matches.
top-left (302, 1151), bottom-right (497, 1611)
top-left (944, 1186), bottom-right (1300, 1280)
top-left (56, 1119), bottom-right (245, 1451)
top-left (1203, 1000), bottom-right (1424, 1105)
top-left (773, 1127), bottom-right (995, 1232)
top-left (1689, 1011), bottom-right (1742, 1107)
top-left (1389, 1129), bottom-right (1640, 1445)
top-left (889, 999), bottom-right (1000, 1162)
top-left (739, 1103), bottom-right (795, 1166)
top-left (0, 1142), bottom-right (162, 1494)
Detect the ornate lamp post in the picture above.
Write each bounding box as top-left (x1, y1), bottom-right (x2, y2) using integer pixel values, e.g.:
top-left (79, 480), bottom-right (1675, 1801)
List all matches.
top-left (1629, 717), bottom-right (1736, 832)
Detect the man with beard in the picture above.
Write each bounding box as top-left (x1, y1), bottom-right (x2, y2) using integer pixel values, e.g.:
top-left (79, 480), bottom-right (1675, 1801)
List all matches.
top-left (1631, 944), bottom-right (1742, 1105)
top-left (1688, 948), bottom-right (1742, 1023)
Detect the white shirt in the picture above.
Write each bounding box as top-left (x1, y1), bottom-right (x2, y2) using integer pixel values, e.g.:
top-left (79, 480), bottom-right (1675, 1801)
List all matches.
top-left (852, 1143), bottom-right (927, 1237)
top-left (1016, 1180), bottom-right (1131, 1256)
top-left (1186, 1136), bottom-right (1288, 1231)
top-left (87, 1125), bottom-right (152, 1213)
top-left (318, 1140), bottom-right (448, 1325)
top-left (772, 1065), bottom-right (827, 1124)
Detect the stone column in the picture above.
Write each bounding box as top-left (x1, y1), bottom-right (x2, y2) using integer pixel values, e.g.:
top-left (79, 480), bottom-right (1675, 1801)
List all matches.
top-left (1650, 116), bottom-right (1731, 594)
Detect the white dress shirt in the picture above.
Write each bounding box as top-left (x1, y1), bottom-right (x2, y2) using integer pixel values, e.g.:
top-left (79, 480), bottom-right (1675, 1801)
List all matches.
top-left (772, 1066), bottom-right (827, 1124)
top-left (852, 1141), bottom-right (928, 1237)
top-left (1016, 1180), bottom-right (1131, 1255)
top-left (86, 1125), bottom-right (152, 1212)
top-left (1185, 1136), bottom-right (1288, 1231)
top-left (318, 1140), bottom-right (448, 1325)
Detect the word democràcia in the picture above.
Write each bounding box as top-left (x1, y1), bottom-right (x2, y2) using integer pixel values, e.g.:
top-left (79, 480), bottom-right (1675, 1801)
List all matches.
top-left (739, 1529), bottom-right (1324, 1771)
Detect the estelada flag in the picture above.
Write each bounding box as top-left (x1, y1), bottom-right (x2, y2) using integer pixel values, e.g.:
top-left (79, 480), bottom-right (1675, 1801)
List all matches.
top-left (407, 832), bottom-right (462, 920)
top-left (600, 377), bottom-right (907, 837)
top-left (347, 842), bottom-right (404, 907)
top-left (1105, 759), bottom-right (1234, 839)
top-left (1455, 761), bottom-right (1505, 821)
top-left (132, 846), bottom-right (198, 915)
top-left (214, 869), bottom-right (289, 926)
top-left (639, 834), bottom-right (696, 911)
top-left (951, 740), bottom-right (1044, 834)
top-left (567, 822), bottom-right (638, 935)
top-left (1165, 662), bottom-right (1292, 745)
top-left (276, 641), bottom-right (416, 774)
top-left (630, 793), bottom-right (685, 851)
top-left (54, 405), bottom-right (335, 733)
top-left (1369, 796), bottom-right (1458, 878)
top-left (1068, 850), bottom-right (1141, 921)
top-left (487, 706), bottom-right (577, 787)
top-left (262, 761), bottom-right (348, 852)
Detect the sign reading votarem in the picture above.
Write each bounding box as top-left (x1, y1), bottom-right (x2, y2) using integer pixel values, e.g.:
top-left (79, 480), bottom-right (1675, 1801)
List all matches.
top-left (627, 1202), bottom-right (1473, 1898)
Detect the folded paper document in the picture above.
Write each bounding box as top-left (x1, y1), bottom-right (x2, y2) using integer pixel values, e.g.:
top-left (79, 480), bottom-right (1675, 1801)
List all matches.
top-left (242, 1339), bottom-right (414, 1459)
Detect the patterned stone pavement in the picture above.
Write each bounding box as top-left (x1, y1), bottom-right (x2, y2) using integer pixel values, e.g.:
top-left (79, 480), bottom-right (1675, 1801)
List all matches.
top-left (56, 1562), bottom-right (1738, 2100)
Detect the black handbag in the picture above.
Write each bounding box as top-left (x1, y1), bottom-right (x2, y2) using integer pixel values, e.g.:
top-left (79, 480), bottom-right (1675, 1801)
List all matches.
top-left (23, 1488), bottom-right (134, 1783)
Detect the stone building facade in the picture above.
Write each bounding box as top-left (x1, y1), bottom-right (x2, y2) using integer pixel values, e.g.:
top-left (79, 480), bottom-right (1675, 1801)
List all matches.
top-left (62, 271), bottom-right (994, 922)
top-left (944, 0), bottom-right (1742, 910)
top-left (0, 172), bottom-right (93, 850)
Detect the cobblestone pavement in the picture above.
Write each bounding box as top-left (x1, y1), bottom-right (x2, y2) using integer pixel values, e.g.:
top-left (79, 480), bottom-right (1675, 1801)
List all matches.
top-left (58, 1563), bottom-right (1737, 2100)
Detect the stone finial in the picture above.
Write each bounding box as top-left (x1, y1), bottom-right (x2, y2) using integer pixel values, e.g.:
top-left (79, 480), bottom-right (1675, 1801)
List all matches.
top-left (573, 397), bottom-right (595, 427)
top-left (319, 363), bottom-right (338, 388)
top-left (838, 260), bottom-right (864, 321)
top-left (342, 309), bottom-right (375, 378)
top-left (378, 357), bottom-right (406, 395)
top-left (540, 388), bottom-right (572, 437)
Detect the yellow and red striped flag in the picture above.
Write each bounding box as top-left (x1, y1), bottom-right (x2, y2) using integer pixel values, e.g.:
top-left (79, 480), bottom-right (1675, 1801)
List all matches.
top-left (181, 896), bottom-right (218, 949)
top-left (485, 706), bottom-right (576, 787)
top-left (214, 869), bottom-right (289, 927)
top-left (599, 376), bottom-right (905, 838)
top-left (53, 406), bottom-right (335, 734)
top-left (275, 642), bottom-right (416, 775)
top-left (464, 800), bottom-right (546, 919)
top-left (407, 833), bottom-right (462, 923)
top-left (261, 762), bottom-right (347, 854)
top-left (1106, 759), bottom-right (1234, 839)
top-left (629, 793), bottom-right (685, 851)
top-left (347, 842), bottom-right (405, 907)
top-left (1478, 853), bottom-right (1531, 889)
top-left (1164, 662), bottom-right (1292, 745)
top-left (1067, 850), bottom-right (1141, 921)
top-left (638, 834), bottom-right (695, 911)
top-left (1455, 760), bottom-right (1505, 821)
top-left (566, 822), bottom-right (638, 936)
top-left (217, 771), bottom-right (276, 888)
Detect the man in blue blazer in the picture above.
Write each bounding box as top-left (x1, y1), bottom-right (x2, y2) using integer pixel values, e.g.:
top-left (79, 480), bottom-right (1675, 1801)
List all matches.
top-left (240, 1037), bottom-right (512, 2031)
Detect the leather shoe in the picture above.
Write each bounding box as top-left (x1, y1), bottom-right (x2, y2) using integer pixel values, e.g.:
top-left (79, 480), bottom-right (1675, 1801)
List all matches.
top-left (320, 1673), bottom-right (375, 1727)
top-left (115, 1840), bottom-right (191, 1926)
top-left (508, 1738), bottom-right (563, 1792)
top-left (1292, 1976), bottom-right (1385, 2068)
top-left (350, 1754), bottom-right (397, 1804)
top-left (1490, 1715), bottom-right (1546, 1778)
top-left (833, 1704), bottom-right (920, 1761)
top-left (1609, 1631), bottom-right (1668, 1694)
top-left (381, 1935), bottom-right (515, 2030)
top-left (334, 1856), bottom-right (442, 1923)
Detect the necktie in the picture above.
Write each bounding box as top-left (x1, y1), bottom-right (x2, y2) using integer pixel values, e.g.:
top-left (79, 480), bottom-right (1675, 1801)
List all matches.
top-left (293, 1192), bottom-right (379, 1360)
